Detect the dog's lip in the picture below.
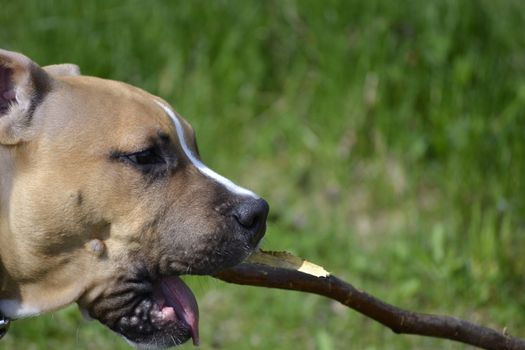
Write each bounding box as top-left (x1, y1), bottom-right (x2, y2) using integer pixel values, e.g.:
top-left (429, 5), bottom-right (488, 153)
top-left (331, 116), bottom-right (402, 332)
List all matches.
top-left (156, 276), bottom-right (200, 346)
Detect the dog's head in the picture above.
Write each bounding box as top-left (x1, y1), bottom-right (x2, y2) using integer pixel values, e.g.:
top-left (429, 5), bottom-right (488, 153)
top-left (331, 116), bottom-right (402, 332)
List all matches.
top-left (0, 49), bottom-right (268, 347)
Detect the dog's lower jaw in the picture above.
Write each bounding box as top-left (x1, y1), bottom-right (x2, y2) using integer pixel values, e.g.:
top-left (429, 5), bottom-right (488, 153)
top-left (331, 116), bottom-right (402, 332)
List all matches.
top-left (80, 273), bottom-right (200, 349)
top-left (114, 298), bottom-right (194, 349)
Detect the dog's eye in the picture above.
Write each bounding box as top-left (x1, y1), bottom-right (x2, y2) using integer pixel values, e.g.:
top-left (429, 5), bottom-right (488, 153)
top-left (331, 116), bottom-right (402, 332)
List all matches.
top-left (125, 148), bottom-right (164, 166)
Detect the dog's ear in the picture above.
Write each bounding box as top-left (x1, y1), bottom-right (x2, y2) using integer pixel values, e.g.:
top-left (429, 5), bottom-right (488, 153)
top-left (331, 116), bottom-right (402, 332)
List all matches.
top-left (0, 49), bottom-right (51, 145)
top-left (43, 63), bottom-right (80, 77)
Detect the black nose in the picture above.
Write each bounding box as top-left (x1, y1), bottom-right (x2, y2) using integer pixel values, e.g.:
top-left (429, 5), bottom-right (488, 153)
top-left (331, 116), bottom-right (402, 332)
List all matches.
top-left (233, 198), bottom-right (269, 245)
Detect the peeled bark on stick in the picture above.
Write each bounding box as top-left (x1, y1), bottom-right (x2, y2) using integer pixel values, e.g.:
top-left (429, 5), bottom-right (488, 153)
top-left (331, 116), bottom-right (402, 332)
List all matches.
top-left (214, 250), bottom-right (525, 350)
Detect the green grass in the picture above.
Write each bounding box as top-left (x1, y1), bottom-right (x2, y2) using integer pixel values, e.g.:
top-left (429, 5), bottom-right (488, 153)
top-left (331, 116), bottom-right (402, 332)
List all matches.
top-left (2, 0), bottom-right (525, 349)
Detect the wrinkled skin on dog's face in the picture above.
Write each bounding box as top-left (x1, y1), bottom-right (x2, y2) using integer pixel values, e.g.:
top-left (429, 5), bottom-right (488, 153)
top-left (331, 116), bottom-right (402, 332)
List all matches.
top-left (0, 50), bottom-right (268, 348)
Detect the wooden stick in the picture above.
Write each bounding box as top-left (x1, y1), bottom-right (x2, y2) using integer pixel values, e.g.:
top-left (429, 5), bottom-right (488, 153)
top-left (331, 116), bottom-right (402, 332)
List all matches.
top-left (213, 251), bottom-right (525, 350)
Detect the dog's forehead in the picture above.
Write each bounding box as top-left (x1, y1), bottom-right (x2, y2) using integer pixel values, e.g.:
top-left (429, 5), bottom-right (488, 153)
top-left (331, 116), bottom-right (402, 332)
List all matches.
top-left (52, 76), bottom-right (194, 149)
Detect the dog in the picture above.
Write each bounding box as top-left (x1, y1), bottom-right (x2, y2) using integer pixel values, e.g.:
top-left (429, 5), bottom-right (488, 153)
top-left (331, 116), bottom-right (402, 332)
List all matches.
top-left (0, 48), bottom-right (269, 348)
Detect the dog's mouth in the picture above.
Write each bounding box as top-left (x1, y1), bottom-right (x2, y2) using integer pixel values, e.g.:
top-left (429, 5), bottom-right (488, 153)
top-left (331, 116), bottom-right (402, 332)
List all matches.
top-left (85, 233), bottom-right (262, 348)
top-left (107, 276), bottom-right (199, 348)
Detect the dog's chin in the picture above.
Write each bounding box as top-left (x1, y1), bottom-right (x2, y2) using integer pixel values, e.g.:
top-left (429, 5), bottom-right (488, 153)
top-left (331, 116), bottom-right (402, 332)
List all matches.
top-left (86, 276), bottom-right (199, 349)
top-left (118, 276), bottom-right (199, 349)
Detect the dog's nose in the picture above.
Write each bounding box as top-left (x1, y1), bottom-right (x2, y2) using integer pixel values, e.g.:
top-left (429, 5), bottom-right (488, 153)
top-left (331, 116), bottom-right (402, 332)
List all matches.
top-left (233, 198), bottom-right (269, 245)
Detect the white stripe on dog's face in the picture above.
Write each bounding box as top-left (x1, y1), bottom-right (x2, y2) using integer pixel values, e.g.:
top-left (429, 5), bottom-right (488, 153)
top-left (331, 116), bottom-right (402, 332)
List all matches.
top-left (156, 101), bottom-right (258, 199)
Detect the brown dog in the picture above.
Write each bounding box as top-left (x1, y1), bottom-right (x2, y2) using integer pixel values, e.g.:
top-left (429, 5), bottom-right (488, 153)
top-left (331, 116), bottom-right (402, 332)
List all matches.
top-left (0, 49), bottom-right (268, 348)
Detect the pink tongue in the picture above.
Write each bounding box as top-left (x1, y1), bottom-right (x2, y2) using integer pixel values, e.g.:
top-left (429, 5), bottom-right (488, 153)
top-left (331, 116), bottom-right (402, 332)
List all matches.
top-left (160, 276), bottom-right (200, 346)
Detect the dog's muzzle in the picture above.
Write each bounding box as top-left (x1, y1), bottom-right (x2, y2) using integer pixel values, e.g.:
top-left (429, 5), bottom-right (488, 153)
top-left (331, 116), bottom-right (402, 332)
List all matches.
top-left (82, 197), bottom-right (270, 348)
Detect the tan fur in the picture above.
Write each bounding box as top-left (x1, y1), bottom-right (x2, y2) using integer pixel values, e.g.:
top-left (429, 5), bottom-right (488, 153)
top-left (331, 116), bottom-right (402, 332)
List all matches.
top-left (0, 51), bottom-right (266, 350)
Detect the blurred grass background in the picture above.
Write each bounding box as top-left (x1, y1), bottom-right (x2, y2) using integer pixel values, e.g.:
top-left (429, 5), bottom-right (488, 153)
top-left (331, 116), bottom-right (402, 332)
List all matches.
top-left (1, 0), bottom-right (525, 349)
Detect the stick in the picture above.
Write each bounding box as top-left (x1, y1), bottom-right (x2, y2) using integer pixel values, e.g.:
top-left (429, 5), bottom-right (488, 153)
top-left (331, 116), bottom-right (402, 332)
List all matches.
top-left (213, 250), bottom-right (525, 350)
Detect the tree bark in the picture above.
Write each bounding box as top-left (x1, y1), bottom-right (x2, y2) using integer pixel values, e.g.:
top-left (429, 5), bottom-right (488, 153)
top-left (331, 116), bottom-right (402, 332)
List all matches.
top-left (214, 251), bottom-right (525, 350)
